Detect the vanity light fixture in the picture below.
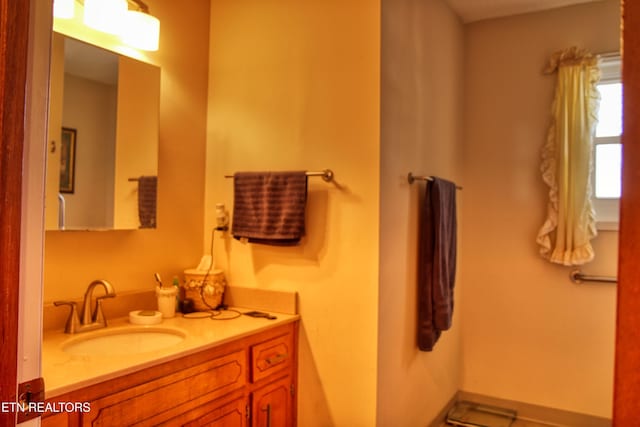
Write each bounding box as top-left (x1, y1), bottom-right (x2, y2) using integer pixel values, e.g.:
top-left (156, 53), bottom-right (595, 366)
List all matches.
top-left (71, 0), bottom-right (160, 52)
top-left (53, 0), bottom-right (75, 19)
top-left (83, 0), bottom-right (128, 35)
top-left (121, 0), bottom-right (160, 52)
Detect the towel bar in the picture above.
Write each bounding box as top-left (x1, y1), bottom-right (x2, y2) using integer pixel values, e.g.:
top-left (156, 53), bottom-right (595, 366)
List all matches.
top-left (407, 172), bottom-right (463, 190)
top-left (570, 269), bottom-right (617, 284)
top-left (225, 169), bottom-right (334, 182)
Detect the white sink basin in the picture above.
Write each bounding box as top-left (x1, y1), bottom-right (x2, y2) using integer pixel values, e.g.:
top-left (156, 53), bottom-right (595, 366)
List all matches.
top-left (62, 327), bottom-right (186, 356)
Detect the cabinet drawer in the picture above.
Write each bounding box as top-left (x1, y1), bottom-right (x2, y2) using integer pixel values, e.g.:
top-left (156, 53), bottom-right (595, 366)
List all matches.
top-left (82, 349), bottom-right (246, 426)
top-left (251, 332), bottom-right (293, 383)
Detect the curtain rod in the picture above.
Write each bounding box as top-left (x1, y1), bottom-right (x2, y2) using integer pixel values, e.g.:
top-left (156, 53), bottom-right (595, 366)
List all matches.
top-left (597, 51), bottom-right (621, 59)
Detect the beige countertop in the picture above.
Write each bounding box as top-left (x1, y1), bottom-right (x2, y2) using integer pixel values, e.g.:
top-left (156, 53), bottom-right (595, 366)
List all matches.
top-left (43, 308), bottom-right (299, 398)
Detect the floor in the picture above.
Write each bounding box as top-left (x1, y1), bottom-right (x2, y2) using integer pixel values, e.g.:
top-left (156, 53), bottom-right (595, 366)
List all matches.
top-left (507, 421), bottom-right (562, 427)
top-left (443, 421), bottom-right (562, 427)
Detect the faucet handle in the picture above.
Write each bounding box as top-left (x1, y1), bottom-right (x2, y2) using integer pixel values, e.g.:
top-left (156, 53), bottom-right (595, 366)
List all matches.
top-left (53, 300), bottom-right (75, 307)
top-left (53, 301), bottom-right (79, 334)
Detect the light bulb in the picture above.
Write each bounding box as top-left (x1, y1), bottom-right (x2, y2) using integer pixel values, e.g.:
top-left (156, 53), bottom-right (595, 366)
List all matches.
top-left (121, 10), bottom-right (160, 51)
top-left (84, 0), bottom-right (127, 35)
top-left (53, 0), bottom-right (75, 19)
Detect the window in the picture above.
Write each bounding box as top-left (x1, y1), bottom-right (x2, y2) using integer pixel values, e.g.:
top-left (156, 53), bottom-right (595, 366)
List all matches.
top-left (593, 56), bottom-right (622, 230)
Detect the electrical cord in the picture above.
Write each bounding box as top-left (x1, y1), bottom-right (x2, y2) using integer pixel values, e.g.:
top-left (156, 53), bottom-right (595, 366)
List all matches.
top-left (182, 307), bottom-right (242, 320)
top-left (198, 227), bottom-right (219, 309)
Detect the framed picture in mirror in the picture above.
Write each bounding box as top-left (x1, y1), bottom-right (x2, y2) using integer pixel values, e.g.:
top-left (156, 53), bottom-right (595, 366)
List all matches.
top-left (60, 127), bottom-right (76, 194)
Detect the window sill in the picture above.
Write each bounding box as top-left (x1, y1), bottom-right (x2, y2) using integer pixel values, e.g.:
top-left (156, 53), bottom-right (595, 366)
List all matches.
top-left (597, 221), bottom-right (619, 231)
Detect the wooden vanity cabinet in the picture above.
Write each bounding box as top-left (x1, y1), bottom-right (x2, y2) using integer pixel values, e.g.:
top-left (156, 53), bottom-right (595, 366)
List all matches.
top-left (41, 321), bottom-right (298, 427)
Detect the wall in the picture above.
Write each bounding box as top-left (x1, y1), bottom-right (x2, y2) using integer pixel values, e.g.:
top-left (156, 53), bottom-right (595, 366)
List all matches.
top-left (62, 73), bottom-right (117, 229)
top-left (461, 0), bottom-right (619, 417)
top-left (44, 0), bottom-right (210, 301)
top-left (377, 0), bottom-right (465, 425)
top-left (113, 56), bottom-right (161, 229)
top-left (45, 33), bottom-right (63, 230)
top-left (206, 1), bottom-right (380, 426)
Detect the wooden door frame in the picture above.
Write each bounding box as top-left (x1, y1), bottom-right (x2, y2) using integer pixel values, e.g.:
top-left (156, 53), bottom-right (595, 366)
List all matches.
top-left (613, 1), bottom-right (640, 424)
top-left (0, 0), bottom-right (31, 425)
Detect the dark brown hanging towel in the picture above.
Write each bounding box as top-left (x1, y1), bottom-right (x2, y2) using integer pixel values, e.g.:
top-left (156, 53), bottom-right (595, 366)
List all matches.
top-left (417, 177), bottom-right (457, 351)
top-left (137, 176), bottom-right (157, 229)
top-left (232, 171), bottom-right (307, 245)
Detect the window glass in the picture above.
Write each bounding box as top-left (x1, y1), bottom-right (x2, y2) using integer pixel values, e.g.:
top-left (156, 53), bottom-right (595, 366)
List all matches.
top-left (595, 143), bottom-right (622, 199)
top-left (596, 83), bottom-right (622, 137)
top-left (592, 58), bottom-right (622, 229)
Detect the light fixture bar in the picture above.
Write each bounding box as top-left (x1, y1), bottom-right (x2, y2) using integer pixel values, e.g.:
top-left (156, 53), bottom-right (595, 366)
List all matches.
top-left (122, 9), bottom-right (160, 51)
top-left (127, 0), bottom-right (150, 13)
top-left (84, 0), bottom-right (128, 35)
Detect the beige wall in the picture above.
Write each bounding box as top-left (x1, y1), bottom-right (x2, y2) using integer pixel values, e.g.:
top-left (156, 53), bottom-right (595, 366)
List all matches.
top-left (206, 1), bottom-right (380, 426)
top-left (113, 56), bottom-right (161, 229)
top-left (44, 0), bottom-right (210, 301)
top-left (62, 73), bottom-right (117, 229)
top-left (45, 33), bottom-right (64, 230)
top-left (461, 0), bottom-right (619, 417)
top-left (377, 0), bottom-right (465, 425)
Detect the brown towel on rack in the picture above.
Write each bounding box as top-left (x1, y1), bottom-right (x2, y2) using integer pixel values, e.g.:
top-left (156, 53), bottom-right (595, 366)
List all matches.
top-left (418, 177), bottom-right (457, 351)
top-left (232, 171), bottom-right (307, 245)
top-left (137, 176), bottom-right (157, 229)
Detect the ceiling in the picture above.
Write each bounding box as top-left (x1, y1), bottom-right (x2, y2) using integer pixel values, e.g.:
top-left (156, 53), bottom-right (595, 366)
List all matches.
top-left (446, 0), bottom-right (604, 23)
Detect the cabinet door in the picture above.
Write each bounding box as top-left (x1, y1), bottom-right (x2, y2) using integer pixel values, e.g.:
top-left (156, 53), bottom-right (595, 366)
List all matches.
top-left (181, 397), bottom-right (248, 427)
top-left (252, 376), bottom-right (292, 427)
top-left (41, 412), bottom-right (70, 427)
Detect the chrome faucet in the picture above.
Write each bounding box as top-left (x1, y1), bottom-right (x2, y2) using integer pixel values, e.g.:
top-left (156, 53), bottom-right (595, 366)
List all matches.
top-left (54, 279), bottom-right (116, 334)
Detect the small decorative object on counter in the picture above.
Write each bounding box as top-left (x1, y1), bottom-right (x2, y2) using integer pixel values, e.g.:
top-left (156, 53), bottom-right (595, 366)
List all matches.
top-left (183, 269), bottom-right (227, 311)
top-left (172, 276), bottom-right (181, 310)
top-left (156, 283), bottom-right (178, 318)
top-left (180, 298), bottom-right (195, 314)
top-left (129, 310), bottom-right (163, 325)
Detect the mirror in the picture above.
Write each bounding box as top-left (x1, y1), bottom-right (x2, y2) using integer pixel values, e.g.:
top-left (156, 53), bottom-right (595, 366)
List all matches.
top-left (45, 32), bottom-right (160, 231)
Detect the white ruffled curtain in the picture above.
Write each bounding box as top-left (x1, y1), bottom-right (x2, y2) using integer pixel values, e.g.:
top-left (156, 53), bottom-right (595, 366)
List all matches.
top-left (537, 47), bottom-right (600, 266)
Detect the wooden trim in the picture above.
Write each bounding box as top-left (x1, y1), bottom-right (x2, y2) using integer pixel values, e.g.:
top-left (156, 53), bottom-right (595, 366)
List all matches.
top-left (614, 1), bottom-right (640, 424)
top-left (0, 0), bottom-right (30, 424)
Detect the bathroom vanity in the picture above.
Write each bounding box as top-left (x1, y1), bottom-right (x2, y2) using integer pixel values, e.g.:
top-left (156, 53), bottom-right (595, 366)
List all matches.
top-left (41, 313), bottom-right (298, 426)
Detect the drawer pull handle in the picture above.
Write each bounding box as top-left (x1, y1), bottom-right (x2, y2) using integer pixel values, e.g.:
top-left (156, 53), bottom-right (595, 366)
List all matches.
top-left (265, 353), bottom-right (288, 365)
